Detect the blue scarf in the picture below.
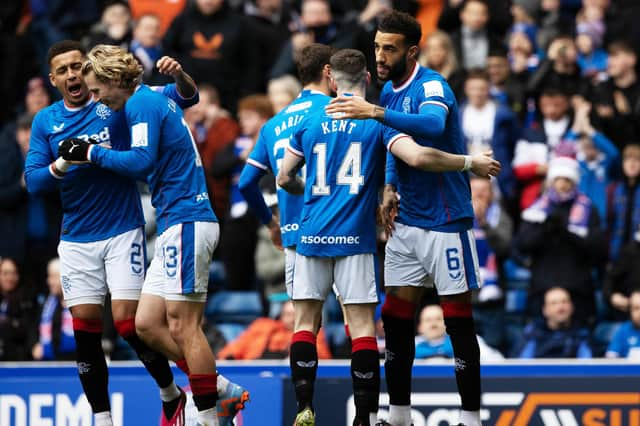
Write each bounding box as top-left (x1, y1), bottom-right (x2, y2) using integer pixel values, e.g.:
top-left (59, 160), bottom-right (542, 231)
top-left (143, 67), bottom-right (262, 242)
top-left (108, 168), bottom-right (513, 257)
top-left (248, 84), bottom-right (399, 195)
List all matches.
top-left (522, 188), bottom-right (592, 237)
top-left (39, 295), bottom-right (75, 360)
top-left (473, 202), bottom-right (501, 287)
top-left (131, 41), bottom-right (162, 74)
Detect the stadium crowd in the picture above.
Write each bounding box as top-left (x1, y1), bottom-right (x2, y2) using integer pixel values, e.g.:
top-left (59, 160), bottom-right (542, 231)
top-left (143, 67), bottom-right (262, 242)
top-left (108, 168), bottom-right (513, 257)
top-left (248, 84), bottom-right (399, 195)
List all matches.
top-left (2, 0), bottom-right (640, 364)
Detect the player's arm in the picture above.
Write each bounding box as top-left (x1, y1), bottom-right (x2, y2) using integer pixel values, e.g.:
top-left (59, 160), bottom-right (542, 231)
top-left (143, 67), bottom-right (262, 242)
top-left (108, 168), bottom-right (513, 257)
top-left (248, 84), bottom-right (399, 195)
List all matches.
top-left (154, 56), bottom-right (199, 108)
top-left (238, 141), bottom-right (282, 249)
top-left (25, 114), bottom-right (71, 195)
top-left (325, 82), bottom-right (450, 140)
top-left (386, 133), bottom-right (501, 177)
top-left (59, 110), bottom-right (160, 180)
top-left (277, 147), bottom-right (305, 195)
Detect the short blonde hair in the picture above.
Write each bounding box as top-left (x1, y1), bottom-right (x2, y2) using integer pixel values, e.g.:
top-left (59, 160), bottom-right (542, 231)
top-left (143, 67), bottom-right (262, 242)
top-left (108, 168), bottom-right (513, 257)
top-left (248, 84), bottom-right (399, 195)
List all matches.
top-left (81, 44), bottom-right (143, 90)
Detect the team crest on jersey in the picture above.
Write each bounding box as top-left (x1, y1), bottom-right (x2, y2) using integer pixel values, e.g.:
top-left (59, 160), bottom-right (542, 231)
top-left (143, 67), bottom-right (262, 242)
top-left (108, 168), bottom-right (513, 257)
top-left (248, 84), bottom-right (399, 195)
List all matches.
top-left (402, 97), bottom-right (411, 113)
top-left (96, 103), bottom-right (111, 120)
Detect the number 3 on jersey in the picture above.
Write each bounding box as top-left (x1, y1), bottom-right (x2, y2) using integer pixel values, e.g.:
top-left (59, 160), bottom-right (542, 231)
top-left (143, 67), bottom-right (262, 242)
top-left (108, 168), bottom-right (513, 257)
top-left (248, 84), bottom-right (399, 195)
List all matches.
top-left (312, 142), bottom-right (364, 195)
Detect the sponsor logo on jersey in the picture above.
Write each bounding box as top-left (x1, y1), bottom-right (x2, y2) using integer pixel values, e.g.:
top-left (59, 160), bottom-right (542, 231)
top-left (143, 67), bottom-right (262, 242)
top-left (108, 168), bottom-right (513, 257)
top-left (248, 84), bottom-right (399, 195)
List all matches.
top-left (77, 126), bottom-right (111, 145)
top-left (300, 235), bottom-right (360, 245)
top-left (52, 123), bottom-right (65, 133)
top-left (95, 103), bottom-right (111, 120)
top-left (281, 223), bottom-right (299, 234)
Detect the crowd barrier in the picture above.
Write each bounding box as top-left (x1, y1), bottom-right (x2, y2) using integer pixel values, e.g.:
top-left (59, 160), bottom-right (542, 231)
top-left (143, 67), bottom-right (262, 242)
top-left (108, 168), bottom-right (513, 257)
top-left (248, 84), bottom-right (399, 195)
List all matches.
top-left (1, 360), bottom-right (639, 426)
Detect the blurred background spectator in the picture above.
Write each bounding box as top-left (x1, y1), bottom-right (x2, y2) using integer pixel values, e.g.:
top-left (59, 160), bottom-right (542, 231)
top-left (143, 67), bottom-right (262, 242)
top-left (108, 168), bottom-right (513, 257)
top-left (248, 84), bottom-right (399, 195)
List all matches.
top-left (605, 290), bottom-right (640, 360)
top-left (0, 258), bottom-right (36, 361)
top-left (512, 287), bottom-right (593, 358)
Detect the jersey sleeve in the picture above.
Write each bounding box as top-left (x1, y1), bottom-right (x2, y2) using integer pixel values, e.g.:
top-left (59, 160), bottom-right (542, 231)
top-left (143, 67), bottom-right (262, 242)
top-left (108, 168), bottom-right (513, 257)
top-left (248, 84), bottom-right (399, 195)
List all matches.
top-left (25, 111), bottom-right (62, 195)
top-left (385, 150), bottom-right (398, 187)
top-left (381, 123), bottom-right (410, 151)
top-left (287, 125), bottom-right (305, 158)
top-left (156, 83), bottom-right (199, 110)
top-left (246, 128), bottom-right (272, 172)
top-left (238, 164), bottom-right (271, 225)
top-left (90, 96), bottom-right (161, 180)
top-left (416, 77), bottom-right (451, 114)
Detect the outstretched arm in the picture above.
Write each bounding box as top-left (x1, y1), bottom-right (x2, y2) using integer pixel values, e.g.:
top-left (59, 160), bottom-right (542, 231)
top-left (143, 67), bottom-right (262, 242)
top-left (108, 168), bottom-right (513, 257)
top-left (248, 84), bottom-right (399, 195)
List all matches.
top-left (388, 134), bottom-right (501, 177)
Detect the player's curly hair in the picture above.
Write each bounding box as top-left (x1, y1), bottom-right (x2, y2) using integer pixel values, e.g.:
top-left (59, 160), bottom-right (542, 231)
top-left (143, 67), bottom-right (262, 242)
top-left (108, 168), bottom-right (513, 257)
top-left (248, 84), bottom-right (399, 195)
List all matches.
top-left (378, 10), bottom-right (422, 47)
top-left (81, 44), bottom-right (143, 90)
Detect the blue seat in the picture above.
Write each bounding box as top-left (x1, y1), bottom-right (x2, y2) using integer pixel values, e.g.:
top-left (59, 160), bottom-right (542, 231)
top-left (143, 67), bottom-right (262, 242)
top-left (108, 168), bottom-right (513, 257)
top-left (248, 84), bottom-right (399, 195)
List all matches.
top-left (216, 323), bottom-right (248, 343)
top-left (206, 291), bottom-right (263, 324)
top-left (323, 294), bottom-right (344, 323)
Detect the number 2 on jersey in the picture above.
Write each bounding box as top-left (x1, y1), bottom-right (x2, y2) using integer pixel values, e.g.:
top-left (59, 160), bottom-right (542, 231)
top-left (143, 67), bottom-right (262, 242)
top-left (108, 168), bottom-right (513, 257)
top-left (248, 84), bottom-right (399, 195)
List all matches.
top-left (312, 142), bottom-right (364, 195)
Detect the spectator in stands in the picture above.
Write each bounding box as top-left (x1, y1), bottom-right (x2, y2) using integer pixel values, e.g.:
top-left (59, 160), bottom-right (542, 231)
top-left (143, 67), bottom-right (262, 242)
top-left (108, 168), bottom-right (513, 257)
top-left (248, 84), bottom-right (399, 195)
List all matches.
top-left (604, 230), bottom-right (640, 322)
top-left (574, 7), bottom-right (607, 83)
top-left (470, 176), bottom-right (513, 349)
top-left (31, 258), bottom-right (75, 361)
top-left (269, 0), bottom-right (355, 80)
top-left (243, 0), bottom-right (296, 88)
top-left (130, 14), bottom-right (169, 85)
top-left (418, 30), bottom-right (465, 99)
top-left (218, 300), bottom-right (332, 360)
top-left (0, 258), bottom-right (36, 361)
top-left (23, 77), bottom-right (51, 117)
top-left (0, 114), bottom-right (61, 297)
top-left (211, 95), bottom-right (273, 291)
top-left (267, 74), bottom-right (302, 113)
top-left (514, 287), bottom-right (593, 358)
top-left (438, 0), bottom-right (512, 38)
top-left (512, 88), bottom-right (572, 210)
top-left (507, 23), bottom-right (540, 77)
top-left (415, 304), bottom-right (504, 361)
top-left (460, 69), bottom-right (519, 204)
top-left (85, 0), bottom-right (133, 49)
top-left (527, 35), bottom-right (585, 101)
top-left (607, 143), bottom-right (640, 261)
top-left (515, 155), bottom-right (605, 325)
top-left (184, 84), bottom-right (239, 218)
top-left (487, 47), bottom-right (526, 121)
top-left (163, 0), bottom-right (261, 111)
top-left (449, 0), bottom-right (504, 71)
top-left (590, 41), bottom-right (640, 148)
top-left (606, 290), bottom-right (640, 360)
top-left (128, 0), bottom-right (187, 37)
top-left (564, 101), bottom-right (618, 223)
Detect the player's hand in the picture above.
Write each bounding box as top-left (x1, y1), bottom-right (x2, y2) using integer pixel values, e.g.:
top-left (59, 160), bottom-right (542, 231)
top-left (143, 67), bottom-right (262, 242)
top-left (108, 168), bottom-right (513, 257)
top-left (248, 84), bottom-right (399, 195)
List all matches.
top-left (58, 138), bottom-right (91, 162)
top-left (470, 150), bottom-right (501, 177)
top-left (326, 96), bottom-right (377, 120)
top-left (156, 56), bottom-right (183, 78)
top-left (378, 185), bottom-right (399, 238)
top-left (611, 293), bottom-right (630, 312)
top-left (268, 215), bottom-right (283, 251)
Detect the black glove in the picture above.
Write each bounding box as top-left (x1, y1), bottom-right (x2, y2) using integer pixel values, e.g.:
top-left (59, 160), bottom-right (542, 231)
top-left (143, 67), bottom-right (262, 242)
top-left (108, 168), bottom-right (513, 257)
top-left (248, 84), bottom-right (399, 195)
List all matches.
top-left (58, 138), bottom-right (91, 162)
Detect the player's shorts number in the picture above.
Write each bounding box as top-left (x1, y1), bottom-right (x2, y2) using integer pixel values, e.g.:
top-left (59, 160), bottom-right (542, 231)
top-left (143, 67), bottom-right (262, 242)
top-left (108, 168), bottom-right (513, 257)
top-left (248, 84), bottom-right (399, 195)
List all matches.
top-left (446, 248), bottom-right (460, 272)
top-left (130, 243), bottom-right (143, 274)
top-left (163, 245), bottom-right (178, 278)
top-left (312, 142), bottom-right (364, 195)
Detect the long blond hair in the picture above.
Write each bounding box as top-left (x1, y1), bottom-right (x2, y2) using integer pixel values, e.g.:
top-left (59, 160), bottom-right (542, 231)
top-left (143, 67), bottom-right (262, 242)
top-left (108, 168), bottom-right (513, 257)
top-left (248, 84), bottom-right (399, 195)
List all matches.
top-left (81, 44), bottom-right (143, 90)
top-left (418, 30), bottom-right (459, 79)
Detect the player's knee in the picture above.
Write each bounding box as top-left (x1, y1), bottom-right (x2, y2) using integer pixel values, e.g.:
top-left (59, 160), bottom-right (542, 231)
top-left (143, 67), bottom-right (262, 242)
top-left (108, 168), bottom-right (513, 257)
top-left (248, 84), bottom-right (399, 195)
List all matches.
top-left (441, 300), bottom-right (475, 336)
top-left (114, 317), bottom-right (136, 338)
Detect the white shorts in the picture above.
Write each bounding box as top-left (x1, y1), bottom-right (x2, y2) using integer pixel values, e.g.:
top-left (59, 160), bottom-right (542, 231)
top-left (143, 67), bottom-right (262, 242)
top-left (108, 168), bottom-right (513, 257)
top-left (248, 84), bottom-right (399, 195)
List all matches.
top-left (284, 247), bottom-right (296, 297)
top-left (292, 253), bottom-right (378, 304)
top-left (58, 227), bottom-right (146, 308)
top-left (384, 223), bottom-right (481, 296)
top-left (143, 222), bottom-right (219, 302)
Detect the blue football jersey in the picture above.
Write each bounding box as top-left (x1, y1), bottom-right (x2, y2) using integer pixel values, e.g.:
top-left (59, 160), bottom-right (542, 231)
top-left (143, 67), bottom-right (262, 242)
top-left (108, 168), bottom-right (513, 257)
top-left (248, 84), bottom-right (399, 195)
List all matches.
top-left (247, 90), bottom-right (330, 247)
top-left (290, 102), bottom-right (401, 256)
top-left (25, 84), bottom-right (197, 243)
top-left (381, 65), bottom-right (474, 232)
top-left (90, 85), bottom-right (216, 234)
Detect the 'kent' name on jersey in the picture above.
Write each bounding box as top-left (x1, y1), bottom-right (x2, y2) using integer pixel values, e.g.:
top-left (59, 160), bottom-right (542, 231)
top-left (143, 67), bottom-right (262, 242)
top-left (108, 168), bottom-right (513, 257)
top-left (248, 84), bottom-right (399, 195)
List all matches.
top-left (320, 119), bottom-right (357, 135)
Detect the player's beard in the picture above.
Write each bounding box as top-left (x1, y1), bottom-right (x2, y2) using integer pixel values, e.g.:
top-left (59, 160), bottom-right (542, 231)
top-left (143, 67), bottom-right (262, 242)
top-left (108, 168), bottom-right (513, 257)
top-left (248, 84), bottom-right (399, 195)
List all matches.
top-left (378, 56), bottom-right (408, 84)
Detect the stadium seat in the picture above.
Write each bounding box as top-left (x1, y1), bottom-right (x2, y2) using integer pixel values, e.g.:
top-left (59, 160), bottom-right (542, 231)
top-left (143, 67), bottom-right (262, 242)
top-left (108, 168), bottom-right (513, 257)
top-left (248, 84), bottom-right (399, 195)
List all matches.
top-left (205, 291), bottom-right (263, 324)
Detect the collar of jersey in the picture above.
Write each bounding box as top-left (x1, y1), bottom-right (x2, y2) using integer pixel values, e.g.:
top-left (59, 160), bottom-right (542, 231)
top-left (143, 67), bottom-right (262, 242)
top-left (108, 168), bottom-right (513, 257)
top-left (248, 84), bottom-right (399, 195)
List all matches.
top-left (299, 89), bottom-right (325, 97)
top-left (392, 62), bottom-right (419, 93)
top-left (63, 96), bottom-right (94, 112)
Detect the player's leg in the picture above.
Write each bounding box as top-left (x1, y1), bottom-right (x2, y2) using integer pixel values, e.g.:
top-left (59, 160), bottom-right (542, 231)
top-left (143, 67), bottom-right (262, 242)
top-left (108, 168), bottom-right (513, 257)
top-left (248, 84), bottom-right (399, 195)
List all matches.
top-left (106, 228), bottom-right (183, 424)
top-left (163, 222), bottom-right (220, 426)
top-left (290, 254), bottom-right (333, 425)
top-left (336, 254), bottom-right (380, 426)
top-left (381, 224), bottom-right (427, 426)
top-left (59, 240), bottom-right (112, 426)
top-left (138, 248), bottom-right (249, 425)
top-left (431, 229), bottom-right (482, 426)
